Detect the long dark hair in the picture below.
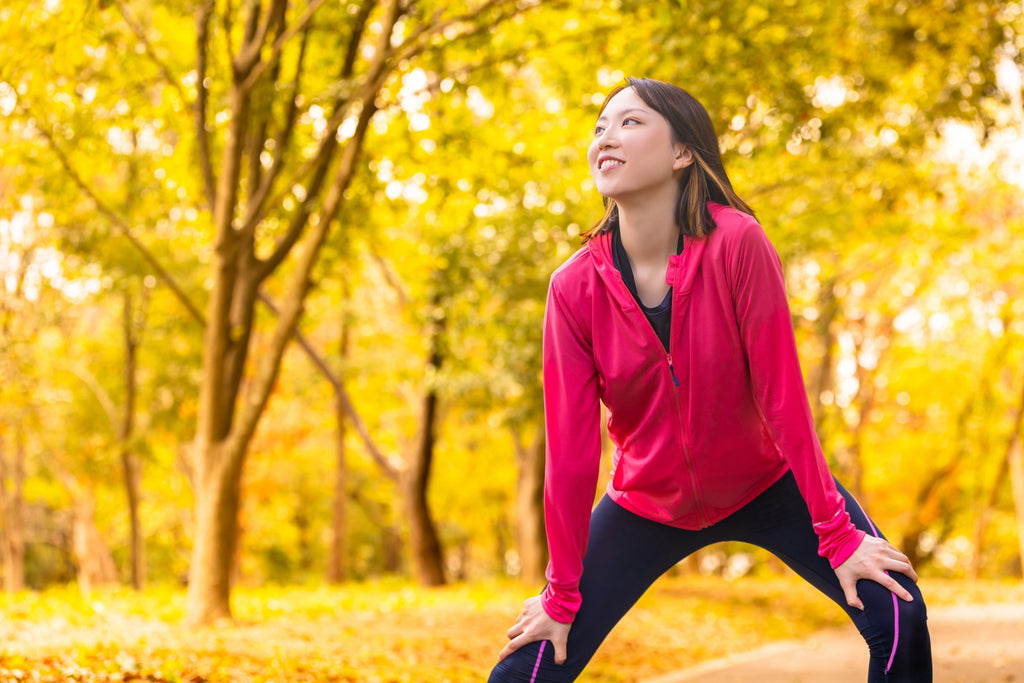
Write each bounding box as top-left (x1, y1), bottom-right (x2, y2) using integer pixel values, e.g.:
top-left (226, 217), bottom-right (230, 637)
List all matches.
top-left (583, 77), bottom-right (755, 241)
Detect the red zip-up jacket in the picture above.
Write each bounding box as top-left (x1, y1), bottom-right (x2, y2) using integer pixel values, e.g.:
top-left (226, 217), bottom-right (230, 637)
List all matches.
top-left (540, 202), bottom-right (865, 624)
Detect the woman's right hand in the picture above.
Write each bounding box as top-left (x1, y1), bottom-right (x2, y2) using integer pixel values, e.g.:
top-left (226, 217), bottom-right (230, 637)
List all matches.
top-left (497, 595), bottom-right (572, 664)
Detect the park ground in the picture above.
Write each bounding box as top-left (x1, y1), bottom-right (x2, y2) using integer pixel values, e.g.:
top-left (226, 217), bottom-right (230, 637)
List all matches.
top-left (645, 602), bottom-right (1024, 682)
top-left (0, 575), bottom-right (1021, 682)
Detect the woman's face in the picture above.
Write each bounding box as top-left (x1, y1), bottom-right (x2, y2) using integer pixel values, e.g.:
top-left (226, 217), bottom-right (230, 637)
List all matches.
top-left (587, 87), bottom-right (691, 203)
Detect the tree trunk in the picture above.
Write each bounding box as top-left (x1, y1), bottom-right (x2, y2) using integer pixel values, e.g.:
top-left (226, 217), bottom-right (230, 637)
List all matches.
top-left (185, 449), bottom-right (242, 624)
top-left (404, 395), bottom-right (447, 585)
top-left (971, 370), bottom-right (1024, 577)
top-left (0, 430), bottom-right (26, 593)
top-left (1004, 374), bottom-right (1024, 576)
top-left (514, 425), bottom-right (547, 586)
top-left (177, 0), bottom-right (531, 621)
top-left (72, 496), bottom-right (119, 596)
top-left (329, 397), bottom-right (350, 585)
top-left (1008, 430), bottom-right (1024, 576)
top-left (184, 4), bottom-right (388, 623)
top-left (120, 290), bottom-right (146, 590)
top-left (328, 304), bottom-right (352, 583)
top-left (404, 294), bottom-right (447, 586)
top-left (328, 392), bottom-right (349, 583)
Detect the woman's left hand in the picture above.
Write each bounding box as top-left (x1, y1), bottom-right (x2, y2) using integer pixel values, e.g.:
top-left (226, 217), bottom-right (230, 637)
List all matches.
top-left (835, 534), bottom-right (918, 610)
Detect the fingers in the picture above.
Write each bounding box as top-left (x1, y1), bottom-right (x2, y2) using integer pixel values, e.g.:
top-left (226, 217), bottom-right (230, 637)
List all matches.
top-left (505, 614), bottom-right (526, 640)
top-left (878, 544), bottom-right (920, 598)
top-left (885, 546), bottom-right (920, 584)
top-left (496, 637), bottom-right (520, 663)
top-left (497, 597), bottom-right (572, 665)
top-left (879, 569), bottom-right (915, 603)
top-left (553, 639), bottom-right (567, 664)
top-left (840, 577), bottom-right (864, 610)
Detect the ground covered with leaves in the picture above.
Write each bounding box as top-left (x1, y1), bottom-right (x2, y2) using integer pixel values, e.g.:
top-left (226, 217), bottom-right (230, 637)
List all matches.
top-left (1, 576), bottom-right (1021, 682)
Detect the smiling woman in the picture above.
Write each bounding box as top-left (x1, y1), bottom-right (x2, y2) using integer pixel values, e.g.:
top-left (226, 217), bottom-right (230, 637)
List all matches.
top-left (487, 77), bottom-right (933, 683)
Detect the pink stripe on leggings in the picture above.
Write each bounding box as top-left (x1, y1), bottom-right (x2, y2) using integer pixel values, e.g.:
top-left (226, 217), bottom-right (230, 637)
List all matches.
top-left (529, 641), bottom-right (546, 683)
top-left (851, 496), bottom-right (900, 674)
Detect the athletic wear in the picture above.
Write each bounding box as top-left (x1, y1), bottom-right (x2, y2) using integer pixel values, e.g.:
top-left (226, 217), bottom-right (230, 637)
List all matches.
top-left (489, 473), bottom-right (932, 682)
top-left (610, 226), bottom-right (682, 352)
top-left (541, 204), bottom-right (863, 624)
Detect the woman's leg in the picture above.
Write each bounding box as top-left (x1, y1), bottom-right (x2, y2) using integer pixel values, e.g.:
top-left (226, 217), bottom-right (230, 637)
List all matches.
top-left (726, 472), bottom-right (932, 682)
top-left (488, 496), bottom-right (715, 682)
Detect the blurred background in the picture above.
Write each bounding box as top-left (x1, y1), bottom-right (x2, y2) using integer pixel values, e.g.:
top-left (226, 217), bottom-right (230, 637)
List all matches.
top-left (0, 0), bottom-right (1022, 629)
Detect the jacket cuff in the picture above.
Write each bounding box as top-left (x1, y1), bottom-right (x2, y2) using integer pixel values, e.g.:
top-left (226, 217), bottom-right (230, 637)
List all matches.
top-left (541, 584), bottom-right (580, 624)
top-left (823, 528), bottom-right (866, 569)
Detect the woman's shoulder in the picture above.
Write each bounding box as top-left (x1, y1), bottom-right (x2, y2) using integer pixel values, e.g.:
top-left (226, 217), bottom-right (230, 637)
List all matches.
top-left (550, 233), bottom-right (606, 286)
top-left (702, 203), bottom-right (781, 275)
top-left (708, 202), bottom-right (763, 238)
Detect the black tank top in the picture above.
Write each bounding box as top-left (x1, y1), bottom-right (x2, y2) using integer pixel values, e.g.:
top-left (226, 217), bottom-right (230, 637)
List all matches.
top-left (611, 228), bottom-right (683, 353)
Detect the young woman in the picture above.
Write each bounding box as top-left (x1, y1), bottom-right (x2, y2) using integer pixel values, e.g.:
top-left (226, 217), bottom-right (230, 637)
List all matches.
top-left (488, 78), bottom-right (932, 682)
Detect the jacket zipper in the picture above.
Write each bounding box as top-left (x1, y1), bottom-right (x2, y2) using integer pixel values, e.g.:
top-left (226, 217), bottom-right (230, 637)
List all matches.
top-left (607, 248), bottom-right (710, 526)
top-left (666, 352), bottom-right (710, 527)
top-left (667, 355), bottom-right (680, 386)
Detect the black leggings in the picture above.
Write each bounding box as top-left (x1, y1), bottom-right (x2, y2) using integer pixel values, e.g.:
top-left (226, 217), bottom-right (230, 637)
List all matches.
top-left (489, 472), bottom-right (932, 682)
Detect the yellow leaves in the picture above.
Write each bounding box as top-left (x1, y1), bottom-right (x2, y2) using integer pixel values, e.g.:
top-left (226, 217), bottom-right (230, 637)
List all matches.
top-left (0, 577), bottom-right (1021, 682)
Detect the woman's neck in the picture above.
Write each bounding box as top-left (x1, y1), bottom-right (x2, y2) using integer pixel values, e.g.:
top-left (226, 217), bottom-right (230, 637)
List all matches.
top-left (615, 199), bottom-right (680, 308)
top-left (617, 201), bottom-right (680, 266)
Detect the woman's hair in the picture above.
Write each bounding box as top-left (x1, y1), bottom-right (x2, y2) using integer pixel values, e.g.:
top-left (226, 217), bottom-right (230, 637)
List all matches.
top-left (583, 77), bottom-right (755, 241)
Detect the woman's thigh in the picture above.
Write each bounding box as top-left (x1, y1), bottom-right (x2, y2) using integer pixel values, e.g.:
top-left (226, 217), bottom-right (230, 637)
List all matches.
top-left (489, 496), bottom-right (718, 682)
top-left (726, 472), bottom-right (931, 682)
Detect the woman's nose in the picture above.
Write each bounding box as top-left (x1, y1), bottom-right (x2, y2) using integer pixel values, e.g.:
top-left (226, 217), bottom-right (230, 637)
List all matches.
top-left (597, 130), bottom-right (617, 148)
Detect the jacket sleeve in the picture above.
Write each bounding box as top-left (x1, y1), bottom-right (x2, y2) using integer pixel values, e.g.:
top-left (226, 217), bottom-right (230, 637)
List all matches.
top-left (539, 276), bottom-right (603, 623)
top-left (729, 219), bottom-right (865, 568)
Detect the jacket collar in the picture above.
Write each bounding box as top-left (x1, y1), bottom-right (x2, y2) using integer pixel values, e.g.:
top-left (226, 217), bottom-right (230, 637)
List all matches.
top-left (587, 225), bottom-right (708, 302)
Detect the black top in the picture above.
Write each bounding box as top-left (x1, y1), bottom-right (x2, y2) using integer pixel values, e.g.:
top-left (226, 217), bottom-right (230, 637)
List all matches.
top-left (611, 228), bottom-right (684, 353)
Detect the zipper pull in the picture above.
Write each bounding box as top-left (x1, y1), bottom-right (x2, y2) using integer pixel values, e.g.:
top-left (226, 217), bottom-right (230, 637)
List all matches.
top-left (667, 355), bottom-right (680, 387)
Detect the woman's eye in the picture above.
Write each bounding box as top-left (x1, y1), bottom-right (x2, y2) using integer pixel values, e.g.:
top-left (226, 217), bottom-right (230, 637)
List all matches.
top-left (594, 126), bottom-right (605, 136)
top-left (623, 118), bottom-right (639, 126)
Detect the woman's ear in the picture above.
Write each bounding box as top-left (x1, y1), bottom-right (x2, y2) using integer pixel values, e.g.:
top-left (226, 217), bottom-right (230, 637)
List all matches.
top-left (673, 146), bottom-right (694, 171)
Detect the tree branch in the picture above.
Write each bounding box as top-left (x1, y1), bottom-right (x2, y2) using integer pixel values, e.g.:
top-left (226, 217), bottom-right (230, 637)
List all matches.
top-left (257, 291), bottom-right (401, 479)
top-left (115, 0), bottom-right (189, 105)
top-left (194, 0), bottom-right (218, 210)
top-left (394, 0), bottom-right (541, 64)
top-left (226, 69), bottom-right (382, 477)
top-left (239, 22), bottom-right (311, 238)
top-left (255, 0), bottom-right (401, 279)
top-left (32, 121), bottom-right (206, 327)
top-left (342, 0), bottom-right (377, 80)
top-left (235, 0), bottom-right (287, 74)
top-left (67, 363), bottom-right (120, 435)
top-left (242, 0), bottom-right (291, 225)
top-left (241, 0), bottom-right (329, 92)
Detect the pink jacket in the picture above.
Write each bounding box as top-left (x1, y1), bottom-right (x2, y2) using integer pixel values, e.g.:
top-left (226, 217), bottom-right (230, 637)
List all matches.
top-left (540, 203), bottom-right (864, 624)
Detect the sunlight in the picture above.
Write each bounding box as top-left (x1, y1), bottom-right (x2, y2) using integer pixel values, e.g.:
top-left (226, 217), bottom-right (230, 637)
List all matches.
top-left (465, 86), bottom-right (495, 121)
top-left (933, 55), bottom-right (1024, 188)
top-left (0, 80), bottom-right (15, 115)
top-left (399, 68), bottom-right (432, 132)
top-left (808, 75), bottom-right (853, 110)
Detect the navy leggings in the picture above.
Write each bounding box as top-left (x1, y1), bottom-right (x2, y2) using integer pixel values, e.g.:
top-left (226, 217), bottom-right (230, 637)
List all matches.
top-left (489, 472), bottom-right (932, 682)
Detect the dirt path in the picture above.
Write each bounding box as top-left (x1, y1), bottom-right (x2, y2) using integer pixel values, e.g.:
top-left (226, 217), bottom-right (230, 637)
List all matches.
top-left (643, 603), bottom-right (1024, 683)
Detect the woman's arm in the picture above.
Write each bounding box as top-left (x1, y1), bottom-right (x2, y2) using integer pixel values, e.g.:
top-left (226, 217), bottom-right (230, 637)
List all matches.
top-left (728, 219), bottom-right (864, 567)
top-left (538, 278), bottom-right (603, 624)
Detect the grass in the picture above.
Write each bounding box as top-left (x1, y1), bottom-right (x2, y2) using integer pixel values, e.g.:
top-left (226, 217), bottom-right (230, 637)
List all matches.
top-left (0, 575), bottom-right (1021, 682)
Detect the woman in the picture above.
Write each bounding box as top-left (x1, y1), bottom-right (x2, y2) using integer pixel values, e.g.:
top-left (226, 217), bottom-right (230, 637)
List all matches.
top-left (489, 78), bottom-right (931, 682)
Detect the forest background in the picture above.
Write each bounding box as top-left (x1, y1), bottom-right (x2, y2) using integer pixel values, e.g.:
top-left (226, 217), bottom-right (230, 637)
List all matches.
top-left (1, 0), bottom-right (1023, 679)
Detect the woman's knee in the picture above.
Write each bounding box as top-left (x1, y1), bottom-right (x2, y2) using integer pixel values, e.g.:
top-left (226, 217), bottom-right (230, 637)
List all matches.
top-left (854, 578), bottom-right (931, 675)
